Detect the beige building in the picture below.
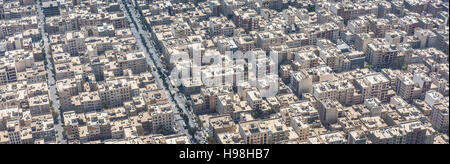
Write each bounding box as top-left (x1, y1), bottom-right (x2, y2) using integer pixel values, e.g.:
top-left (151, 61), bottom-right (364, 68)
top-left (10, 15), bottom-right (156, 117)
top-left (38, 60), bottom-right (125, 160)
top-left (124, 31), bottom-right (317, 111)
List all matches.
top-left (319, 47), bottom-right (351, 72)
top-left (4, 120), bottom-right (33, 144)
top-left (397, 76), bottom-right (420, 102)
top-left (318, 99), bottom-right (344, 125)
top-left (295, 51), bottom-right (320, 69)
top-left (290, 116), bottom-right (310, 142)
top-left (256, 31), bottom-right (286, 51)
top-left (308, 132), bottom-right (347, 144)
top-left (239, 120), bottom-right (269, 144)
top-left (246, 90), bottom-right (262, 110)
top-left (98, 79), bottom-right (139, 108)
top-left (364, 98), bottom-right (383, 117)
top-left (365, 39), bottom-right (400, 68)
top-left (209, 17), bottom-right (235, 37)
top-left (290, 70), bottom-right (312, 98)
top-left (354, 73), bottom-right (390, 102)
top-left (85, 112), bottom-right (111, 141)
top-left (190, 94), bottom-right (206, 114)
top-left (57, 78), bottom-right (82, 111)
top-left (64, 32), bottom-right (86, 55)
top-left (28, 95), bottom-right (51, 116)
top-left (313, 80), bottom-right (355, 106)
top-left (117, 52), bottom-right (147, 75)
top-left (217, 95), bottom-right (233, 115)
top-left (239, 119), bottom-right (289, 144)
top-left (63, 111), bottom-right (80, 141)
top-left (149, 104), bottom-right (174, 131)
top-left (71, 92), bottom-right (102, 112)
top-left (200, 87), bottom-right (233, 113)
top-left (235, 36), bottom-right (256, 52)
top-left (430, 104), bottom-right (449, 133)
top-left (0, 61), bottom-right (17, 86)
top-left (209, 115), bottom-right (237, 139)
top-left (368, 121), bottom-right (435, 144)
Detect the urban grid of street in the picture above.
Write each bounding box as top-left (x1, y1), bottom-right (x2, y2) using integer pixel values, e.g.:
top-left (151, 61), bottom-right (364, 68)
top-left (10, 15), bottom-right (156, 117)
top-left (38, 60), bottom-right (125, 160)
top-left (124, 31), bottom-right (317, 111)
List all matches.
top-left (8, 0), bottom-right (444, 145)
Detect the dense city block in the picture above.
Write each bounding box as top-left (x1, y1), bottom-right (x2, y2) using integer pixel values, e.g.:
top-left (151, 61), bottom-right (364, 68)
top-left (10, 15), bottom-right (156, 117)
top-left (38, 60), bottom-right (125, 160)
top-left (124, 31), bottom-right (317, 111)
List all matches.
top-left (0, 0), bottom-right (448, 144)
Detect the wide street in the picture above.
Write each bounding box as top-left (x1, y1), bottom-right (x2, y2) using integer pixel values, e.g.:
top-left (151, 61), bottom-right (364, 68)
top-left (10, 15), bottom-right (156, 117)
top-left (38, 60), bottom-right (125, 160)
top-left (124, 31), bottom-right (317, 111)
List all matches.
top-left (36, 0), bottom-right (66, 144)
top-left (119, 0), bottom-right (208, 143)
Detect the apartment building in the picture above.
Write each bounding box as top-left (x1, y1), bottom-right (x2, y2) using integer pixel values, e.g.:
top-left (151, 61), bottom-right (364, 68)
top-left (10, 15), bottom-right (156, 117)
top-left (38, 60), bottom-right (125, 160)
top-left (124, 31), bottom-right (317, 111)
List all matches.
top-left (347, 19), bottom-right (369, 34)
top-left (71, 92), bottom-right (102, 112)
top-left (98, 79), bottom-right (139, 108)
top-left (368, 18), bottom-right (391, 38)
top-left (209, 17), bottom-right (235, 37)
top-left (63, 111), bottom-right (80, 141)
top-left (354, 73), bottom-right (390, 102)
top-left (367, 121), bottom-right (435, 144)
top-left (239, 120), bottom-right (270, 144)
top-left (233, 9), bottom-right (260, 32)
top-left (354, 33), bottom-right (371, 53)
top-left (430, 104), bottom-right (449, 133)
top-left (256, 31), bottom-right (286, 51)
top-left (149, 104), bottom-right (174, 131)
top-left (0, 61), bottom-right (17, 86)
top-left (412, 72), bottom-right (433, 98)
top-left (235, 35), bottom-right (256, 52)
top-left (330, 2), bottom-right (378, 24)
top-left (209, 115), bottom-right (236, 138)
top-left (294, 51), bottom-right (320, 69)
top-left (319, 47), bottom-right (351, 72)
top-left (85, 112), bottom-right (111, 141)
top-left (291, 70), bottom-right (312, 98)
top-left (348, 130), bottom-right (368, 144)
top-left (217, 94), bottom-right (233, 115)
top-left (64, 32), bottom-right (86, 55)
top-left (239, 119), bottom-right (289, 144)
top-left (117, 52), bottom-right (147, 75)
top-left (28, 95), bottom-right (50, 116)
top-left (246, 90), bottom-right (262, 110)
top-left (304, 23), bottom-right (340, 44)
top-left (397, 76), bottom-right (420, 102)
top-left (364, 98), bottom-right (383, 117)
top-left (291, 116), bottom-right (310, 142)
top-left (308, 132), bottom-right (347, 144)
top-left (57, 78), bottom-right (83, 111)
top-left (318, 99), bottom-right (344, 125)
top-left (313, 80), bottom-right (356, 106)
top-left (365, 39), bottom-right (400, 68)
top-left (42, 1), bottom-right (61, 17)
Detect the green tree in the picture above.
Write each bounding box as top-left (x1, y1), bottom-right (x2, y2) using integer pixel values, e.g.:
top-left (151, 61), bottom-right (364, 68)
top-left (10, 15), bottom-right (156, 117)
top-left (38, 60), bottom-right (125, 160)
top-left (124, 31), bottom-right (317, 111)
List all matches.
top-left (268, 109), bottom-right (277, 115)
top-left (188, 127), bottom-right (198, 137)
top-left (155, 126), bottom-right (175, 135)
top-left (195, 117), bottom-right (202, 128)
top-left (185, 102), bottom-right (191, 108)
top-left (75, 109), bottom-right (84, 114)
top-left (207, 136), bottom-right (215, 144)
top-left (401, 65), bottom-right (408, 70)
top-left (62, 128), bottom-right (67, 139)
top-left (251, 109), bottom-right (264, 119)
